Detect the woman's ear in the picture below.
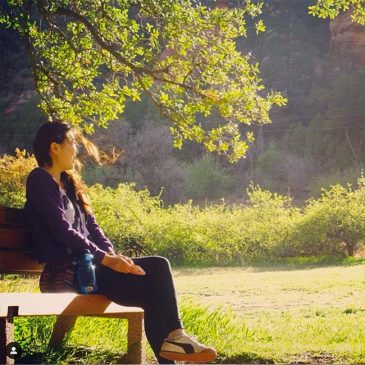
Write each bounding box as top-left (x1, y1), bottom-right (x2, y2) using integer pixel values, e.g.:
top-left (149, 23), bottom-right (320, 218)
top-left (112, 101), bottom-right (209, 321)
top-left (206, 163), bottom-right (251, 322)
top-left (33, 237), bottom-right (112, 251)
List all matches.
top-left (49, 141), bottom-right (60, 156)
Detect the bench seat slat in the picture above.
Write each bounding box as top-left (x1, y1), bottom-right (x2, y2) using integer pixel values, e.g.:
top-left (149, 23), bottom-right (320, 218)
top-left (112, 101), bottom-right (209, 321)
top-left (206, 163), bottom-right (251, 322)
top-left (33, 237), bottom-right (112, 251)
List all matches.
top-left (0, 251), bottom-right (44, 274)
top-left (0, 227), bottom-right (29, 249)
top-left (0, 206), bottom-right (25, 225)
top-left (0, 293), bottom-right (143, 317)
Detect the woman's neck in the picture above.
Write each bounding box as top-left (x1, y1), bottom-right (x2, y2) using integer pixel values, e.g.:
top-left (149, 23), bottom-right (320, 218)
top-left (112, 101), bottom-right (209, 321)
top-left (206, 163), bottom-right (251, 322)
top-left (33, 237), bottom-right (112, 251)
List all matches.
top-left (41, 165), bottom-right (63, 187)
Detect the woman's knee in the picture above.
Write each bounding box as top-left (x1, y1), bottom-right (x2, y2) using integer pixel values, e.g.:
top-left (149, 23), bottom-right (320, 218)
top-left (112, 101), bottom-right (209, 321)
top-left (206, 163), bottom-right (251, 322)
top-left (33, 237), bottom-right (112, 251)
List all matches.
top-left (150, 255), bottom-right (171, 268)
top-left (140, 255), bottom-right (172, 273)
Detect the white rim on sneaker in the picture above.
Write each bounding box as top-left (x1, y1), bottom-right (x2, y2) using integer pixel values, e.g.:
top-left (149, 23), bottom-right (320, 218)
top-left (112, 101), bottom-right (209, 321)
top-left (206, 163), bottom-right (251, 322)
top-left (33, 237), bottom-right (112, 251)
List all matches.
top-left (160, 348), bottom-right (217, 363)
top-left (159, 334), bottom-right (217, 363)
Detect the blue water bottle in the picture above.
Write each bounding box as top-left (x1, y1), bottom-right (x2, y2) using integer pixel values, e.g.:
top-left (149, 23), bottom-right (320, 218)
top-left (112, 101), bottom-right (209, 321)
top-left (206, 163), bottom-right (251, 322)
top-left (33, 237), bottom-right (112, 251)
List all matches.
top-left (76, 249), bottom-right (97, 294)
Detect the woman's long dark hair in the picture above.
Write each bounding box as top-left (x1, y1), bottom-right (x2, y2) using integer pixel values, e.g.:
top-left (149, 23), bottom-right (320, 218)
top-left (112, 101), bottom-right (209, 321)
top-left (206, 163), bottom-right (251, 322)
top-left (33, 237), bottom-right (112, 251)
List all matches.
top-left (33, 120), bottom-right (95, 214)
top-left (33, 121), bottom-right (71, 168)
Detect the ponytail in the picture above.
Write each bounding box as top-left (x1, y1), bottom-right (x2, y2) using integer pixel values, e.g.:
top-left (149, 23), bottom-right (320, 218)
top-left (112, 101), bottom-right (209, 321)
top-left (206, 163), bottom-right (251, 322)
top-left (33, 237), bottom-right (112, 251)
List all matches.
top-left (61, 171), bottom-right (93, 215)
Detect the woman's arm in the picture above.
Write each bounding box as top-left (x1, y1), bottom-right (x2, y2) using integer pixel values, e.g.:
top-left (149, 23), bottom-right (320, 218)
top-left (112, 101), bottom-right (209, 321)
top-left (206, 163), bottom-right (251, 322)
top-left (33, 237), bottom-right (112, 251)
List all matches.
top-left (26, 169), bottom-right (107, 264)
top-left (86, 216), bottom-right (137, 266)
top-left (86, 214), bottom-right (115, 253)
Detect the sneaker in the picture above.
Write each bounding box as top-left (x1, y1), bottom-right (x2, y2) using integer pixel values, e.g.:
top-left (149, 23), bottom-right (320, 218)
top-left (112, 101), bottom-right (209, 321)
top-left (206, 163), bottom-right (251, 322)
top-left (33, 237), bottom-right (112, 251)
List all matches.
top-left (159, 334), bottom-right (217, 363)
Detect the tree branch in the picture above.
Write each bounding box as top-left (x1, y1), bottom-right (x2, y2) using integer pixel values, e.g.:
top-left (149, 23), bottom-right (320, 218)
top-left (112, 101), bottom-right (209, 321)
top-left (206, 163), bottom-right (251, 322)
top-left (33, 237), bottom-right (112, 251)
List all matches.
top-left (51, 7), bottom-right (208, 99)
top-left (345, 127), bottom-right (359, 164)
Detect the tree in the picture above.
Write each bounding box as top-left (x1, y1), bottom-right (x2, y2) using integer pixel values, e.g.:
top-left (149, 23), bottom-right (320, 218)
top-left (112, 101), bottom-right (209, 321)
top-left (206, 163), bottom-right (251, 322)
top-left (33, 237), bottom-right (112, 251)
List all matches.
top-left (309, 0), bottom-right (365, 25)
top-left (302, 71), bottom-right (365, 170)
top-left (0, 0), bottom-right (286, 162)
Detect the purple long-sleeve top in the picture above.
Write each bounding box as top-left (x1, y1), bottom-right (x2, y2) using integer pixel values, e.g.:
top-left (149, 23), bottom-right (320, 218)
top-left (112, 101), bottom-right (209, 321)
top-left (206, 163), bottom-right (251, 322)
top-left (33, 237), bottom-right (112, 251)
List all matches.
top-left (25, 168), bottom-right (114, 265)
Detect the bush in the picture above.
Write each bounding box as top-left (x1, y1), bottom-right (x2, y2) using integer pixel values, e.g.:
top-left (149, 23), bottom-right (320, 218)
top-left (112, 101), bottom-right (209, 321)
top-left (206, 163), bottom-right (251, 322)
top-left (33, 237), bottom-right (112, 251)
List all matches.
top-left (242, 185), bottom-right (301, 258)
top-left (83, 164), bottom-right (122, 188)
top-left (0, 149), bottom-right (37, 208)
top-left (308, 166), bottom-right (363, 198)
top-left (1, 150), bottom-right (364, 264)
top-left (294, 179), bottom-right (365, 256)
top-left (89, 182), bottom-right (301, 264)
top-left (123, 124), bottom-right (186, 204)
top-left (89, 183), bottom-right (161, 257)
top-left (183, 154), bottom-right (235, 201)
top-left (254, 142), bottom-right (318, 198)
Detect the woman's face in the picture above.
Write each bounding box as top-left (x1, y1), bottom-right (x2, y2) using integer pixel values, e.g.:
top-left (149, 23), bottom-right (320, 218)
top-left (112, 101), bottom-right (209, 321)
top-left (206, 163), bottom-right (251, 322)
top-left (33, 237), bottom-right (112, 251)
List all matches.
top-left (51, 130), bottom-right (79, 171)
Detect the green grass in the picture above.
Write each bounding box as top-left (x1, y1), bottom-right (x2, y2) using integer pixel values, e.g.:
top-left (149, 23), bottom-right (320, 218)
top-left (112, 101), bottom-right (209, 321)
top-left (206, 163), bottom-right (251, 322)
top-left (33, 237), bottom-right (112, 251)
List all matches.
top-left (176, 255), bottom-right (365, 269)
top-left (173, 261), bottom-right (365, 312)
top-left (180, 304), bottom-right (365, 364)
top-left (1, 260), bottom-right (364, 364)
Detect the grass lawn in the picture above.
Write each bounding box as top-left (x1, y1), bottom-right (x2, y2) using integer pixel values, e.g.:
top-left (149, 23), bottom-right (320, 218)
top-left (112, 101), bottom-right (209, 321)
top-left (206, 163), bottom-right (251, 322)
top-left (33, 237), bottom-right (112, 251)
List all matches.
top-left (174, 261), bottom-right (365, 364)
top-left (0, 259), bottom-right (364, 364)
top-left (173, 261), bottom-right (365, 312)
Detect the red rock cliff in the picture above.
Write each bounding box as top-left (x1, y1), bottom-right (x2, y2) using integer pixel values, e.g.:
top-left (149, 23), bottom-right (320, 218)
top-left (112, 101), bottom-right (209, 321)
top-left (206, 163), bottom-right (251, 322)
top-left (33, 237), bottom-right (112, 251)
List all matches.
top-left (329, 11), bottom-right (365, 71)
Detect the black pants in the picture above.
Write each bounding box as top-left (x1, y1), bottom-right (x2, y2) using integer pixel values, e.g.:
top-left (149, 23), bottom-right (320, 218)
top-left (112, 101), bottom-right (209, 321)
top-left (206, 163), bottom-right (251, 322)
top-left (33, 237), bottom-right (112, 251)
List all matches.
top-left (95, 256), bottom-right (183, 364)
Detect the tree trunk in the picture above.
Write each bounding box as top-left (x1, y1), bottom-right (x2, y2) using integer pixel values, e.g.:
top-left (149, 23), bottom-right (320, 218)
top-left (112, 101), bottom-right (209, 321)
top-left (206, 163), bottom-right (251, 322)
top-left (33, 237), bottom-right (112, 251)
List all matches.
top-left (345, 241), bottom-right (356, 256)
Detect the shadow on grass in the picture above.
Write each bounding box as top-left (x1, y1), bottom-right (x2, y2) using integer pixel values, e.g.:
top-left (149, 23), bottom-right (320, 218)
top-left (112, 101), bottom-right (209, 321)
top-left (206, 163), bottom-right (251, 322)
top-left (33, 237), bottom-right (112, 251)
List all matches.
top-left (16, 345), bottom-right (127, 364)
top-left (175, 256), bottom-right (365, 274)
top-left (216, 351), bottom-right (339, 364)
top-left (217, 352), bottom-right (275, 364)
top-left (288, 351), bottom-right (336, 364)
top-left (245, 256), bottom-right (365, 272)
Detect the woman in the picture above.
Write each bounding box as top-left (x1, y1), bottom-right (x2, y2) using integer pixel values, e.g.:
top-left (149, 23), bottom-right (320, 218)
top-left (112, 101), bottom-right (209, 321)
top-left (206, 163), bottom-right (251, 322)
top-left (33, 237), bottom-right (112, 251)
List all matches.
top-left (25, 121), bottom-right (217, 364)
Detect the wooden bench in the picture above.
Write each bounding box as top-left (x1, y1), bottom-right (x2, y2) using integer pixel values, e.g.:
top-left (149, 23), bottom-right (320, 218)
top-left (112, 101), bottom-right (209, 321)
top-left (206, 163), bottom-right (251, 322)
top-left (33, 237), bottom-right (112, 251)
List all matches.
top-left (0, 205), bottom-right (145, 365)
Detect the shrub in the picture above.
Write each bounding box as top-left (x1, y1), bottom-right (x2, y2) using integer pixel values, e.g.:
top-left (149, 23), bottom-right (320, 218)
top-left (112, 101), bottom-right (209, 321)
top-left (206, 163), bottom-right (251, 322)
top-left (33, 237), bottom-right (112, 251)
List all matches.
top-left (89, 182), bottom-right (302, 264)
top-left (83, 164), bottom-right (122, 188)
top-left (308, 166), bottom-right (363, 198)
top-left (239, 185), bottom-right (301, 259)
top-left (88, 183), bottom-right (161, 257)
top-left (295, 179), bottom-right (365, 256)
top-left (254, 142), bottom-right (318, 197)
top-left (0, 149), bottom-right (37, 208)
top-left (1, 150), bottom-right (364, 264)
top-left (183, 154), bottom-right (235, 201)
top-left (123, 124), bottom-right (186, 204)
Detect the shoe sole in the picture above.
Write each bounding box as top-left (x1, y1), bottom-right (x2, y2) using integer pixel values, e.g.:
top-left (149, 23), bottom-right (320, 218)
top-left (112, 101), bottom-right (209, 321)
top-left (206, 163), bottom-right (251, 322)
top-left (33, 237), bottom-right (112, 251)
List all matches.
top-left (159, 348), bottom-right (217, 363)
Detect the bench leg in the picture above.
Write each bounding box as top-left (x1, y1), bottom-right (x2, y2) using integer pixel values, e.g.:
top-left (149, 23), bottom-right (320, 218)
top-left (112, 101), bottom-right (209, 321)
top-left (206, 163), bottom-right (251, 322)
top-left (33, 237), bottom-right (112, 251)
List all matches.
top-left (0, 307), bottom-right (17, 365)
top-left (126, 312), bottom-right (145, 364)
top-left (49, 315), bottom-right (77, 349)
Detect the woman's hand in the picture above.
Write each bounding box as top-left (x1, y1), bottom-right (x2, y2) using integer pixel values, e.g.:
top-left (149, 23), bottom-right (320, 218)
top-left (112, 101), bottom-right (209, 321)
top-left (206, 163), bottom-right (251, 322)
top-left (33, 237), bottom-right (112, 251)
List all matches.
top-left (117, 254), bottom-right (134, 266)
top-left (101, 254), bottom-right (145, 275)
top-left (101, 254), bottom-right (133, 274)
top-left (107, 251), bottom-right (134, 265)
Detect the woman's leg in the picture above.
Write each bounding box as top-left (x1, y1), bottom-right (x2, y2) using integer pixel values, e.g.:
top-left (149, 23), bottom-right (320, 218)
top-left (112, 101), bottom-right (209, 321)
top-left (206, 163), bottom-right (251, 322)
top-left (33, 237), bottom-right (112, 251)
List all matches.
top-left (133, 256), bottom-right (182, 333)
top-left (95, 256), bottom-right (182, 364)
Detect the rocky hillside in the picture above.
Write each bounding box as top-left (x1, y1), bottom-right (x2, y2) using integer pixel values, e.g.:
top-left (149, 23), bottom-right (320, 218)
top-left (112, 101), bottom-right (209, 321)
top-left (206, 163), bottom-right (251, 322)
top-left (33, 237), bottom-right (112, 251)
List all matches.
top-left (329, 11), bottom-right (365, 72)
top-left (0, 27), bottom-right (36, 116)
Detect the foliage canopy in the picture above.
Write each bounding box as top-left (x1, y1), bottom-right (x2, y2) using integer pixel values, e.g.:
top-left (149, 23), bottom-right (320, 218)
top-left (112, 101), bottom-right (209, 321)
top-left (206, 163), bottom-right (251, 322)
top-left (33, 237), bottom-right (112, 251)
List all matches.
top-left (309, 0), bottom-right (365, 24)
top-left (0, 0), bottom-right (288, 162)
